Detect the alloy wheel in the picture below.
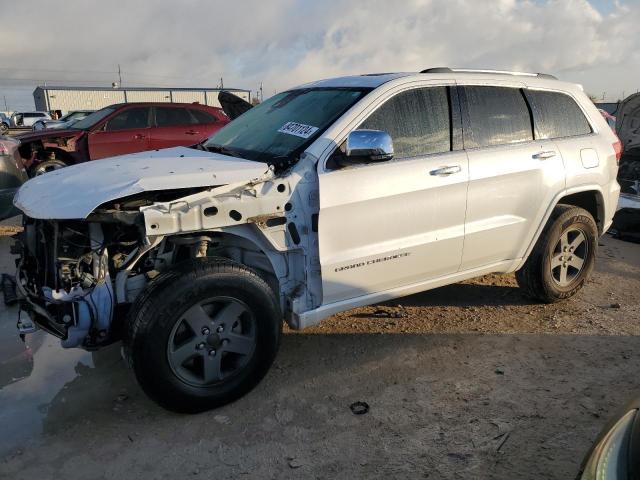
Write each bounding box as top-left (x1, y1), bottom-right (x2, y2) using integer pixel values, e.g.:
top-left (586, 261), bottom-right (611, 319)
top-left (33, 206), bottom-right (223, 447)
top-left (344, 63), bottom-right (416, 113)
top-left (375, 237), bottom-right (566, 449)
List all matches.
top-left (166, 296), bottom-right (257, 386)
top-left (550, 227), bottom-right (588, 287)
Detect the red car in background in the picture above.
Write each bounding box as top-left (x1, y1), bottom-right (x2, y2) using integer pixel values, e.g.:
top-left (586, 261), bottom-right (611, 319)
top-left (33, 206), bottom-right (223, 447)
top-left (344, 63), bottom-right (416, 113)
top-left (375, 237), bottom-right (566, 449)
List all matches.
top-left (16, 102), bottom-right (229, 175)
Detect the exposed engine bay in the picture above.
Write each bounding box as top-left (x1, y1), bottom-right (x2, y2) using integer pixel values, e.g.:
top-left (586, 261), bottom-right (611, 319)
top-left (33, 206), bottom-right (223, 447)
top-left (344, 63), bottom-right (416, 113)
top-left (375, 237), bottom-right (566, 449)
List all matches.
top-left (16, 217), bottom-right (142, 348)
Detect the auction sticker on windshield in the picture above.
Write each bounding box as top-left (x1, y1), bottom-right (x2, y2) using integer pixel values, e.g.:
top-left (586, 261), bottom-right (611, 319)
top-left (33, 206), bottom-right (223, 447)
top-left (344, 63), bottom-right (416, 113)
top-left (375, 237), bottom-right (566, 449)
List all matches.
top-left (278, 122), bottom-right (319, 139)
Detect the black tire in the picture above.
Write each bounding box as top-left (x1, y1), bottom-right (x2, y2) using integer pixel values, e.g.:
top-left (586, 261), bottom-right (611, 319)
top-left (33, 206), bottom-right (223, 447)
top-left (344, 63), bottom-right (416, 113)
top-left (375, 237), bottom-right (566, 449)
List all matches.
top-left (516, 204), bottom-right (598, 303)
top-left (30, 158), bottom-right (67, 176)
top-left (0, 123), bottom-right (8, 134)
top-left (123, 257), bottom-right (282, 413)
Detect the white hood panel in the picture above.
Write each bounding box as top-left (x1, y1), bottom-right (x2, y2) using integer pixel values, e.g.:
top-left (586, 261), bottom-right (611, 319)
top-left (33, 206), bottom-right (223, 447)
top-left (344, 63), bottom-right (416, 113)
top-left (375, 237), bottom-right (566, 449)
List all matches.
top-left (14, 147), bottom-right (270, 219)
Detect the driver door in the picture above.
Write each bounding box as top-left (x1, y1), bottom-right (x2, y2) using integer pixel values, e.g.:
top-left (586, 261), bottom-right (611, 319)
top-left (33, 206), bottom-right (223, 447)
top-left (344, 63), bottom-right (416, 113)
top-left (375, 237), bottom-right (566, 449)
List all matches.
top-left (318, 86), bottom-right (469, 304)
top-left (88, 106), bottom-right (152, 160)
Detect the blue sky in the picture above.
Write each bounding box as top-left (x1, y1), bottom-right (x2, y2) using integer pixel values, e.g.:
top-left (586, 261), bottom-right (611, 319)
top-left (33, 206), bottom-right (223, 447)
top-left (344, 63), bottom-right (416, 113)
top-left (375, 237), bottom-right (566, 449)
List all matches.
top-left (1, 0), bottom-right (639, 112)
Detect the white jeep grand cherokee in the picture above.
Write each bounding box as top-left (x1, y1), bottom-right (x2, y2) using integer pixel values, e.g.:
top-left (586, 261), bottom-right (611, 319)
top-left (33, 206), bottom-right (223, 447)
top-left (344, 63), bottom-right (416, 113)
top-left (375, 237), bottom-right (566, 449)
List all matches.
top-left (13, 68), bottom-right (621, 412)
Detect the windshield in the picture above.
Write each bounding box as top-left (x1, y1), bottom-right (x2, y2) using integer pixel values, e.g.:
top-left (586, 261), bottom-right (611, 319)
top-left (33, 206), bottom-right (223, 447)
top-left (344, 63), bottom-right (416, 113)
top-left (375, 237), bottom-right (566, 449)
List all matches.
top-left (204, 88), bottom-right (369, 166)
top-left (61, 110), bottom-right (91, 122)
top-left (71, 106), bottom-right (117, 130)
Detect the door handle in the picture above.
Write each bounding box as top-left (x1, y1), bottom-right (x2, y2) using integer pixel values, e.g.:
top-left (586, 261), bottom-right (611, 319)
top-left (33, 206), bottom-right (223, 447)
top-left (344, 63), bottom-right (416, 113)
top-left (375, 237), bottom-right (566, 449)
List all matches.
top-left (430, 165), bottom-right (462, 176)
top-left (532, 150), bottom-right (556, 160)
top-left (133, 134), bottom-right (146, 140)
top-left (185, 130), bottom-right (200, 135)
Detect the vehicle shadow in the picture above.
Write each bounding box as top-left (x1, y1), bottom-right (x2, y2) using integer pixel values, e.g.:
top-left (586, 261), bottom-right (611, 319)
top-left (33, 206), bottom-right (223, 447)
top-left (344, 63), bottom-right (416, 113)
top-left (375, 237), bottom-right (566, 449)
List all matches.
top-left (379, 280), bottom-right (532, 309)
top-left (3, 331), bottom-right (636, 480)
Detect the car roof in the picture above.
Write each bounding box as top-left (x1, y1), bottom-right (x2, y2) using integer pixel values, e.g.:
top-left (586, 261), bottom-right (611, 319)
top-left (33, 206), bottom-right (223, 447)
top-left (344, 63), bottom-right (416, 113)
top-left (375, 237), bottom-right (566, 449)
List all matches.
top-left (291, 69), bottom-right (579, 92)
top-left (106, 102), bottom-right (220, 109)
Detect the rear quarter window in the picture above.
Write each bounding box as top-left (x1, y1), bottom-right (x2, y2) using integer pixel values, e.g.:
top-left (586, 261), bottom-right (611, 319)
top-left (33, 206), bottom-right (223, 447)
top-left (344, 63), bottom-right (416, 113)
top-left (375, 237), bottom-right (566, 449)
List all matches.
top-left (189, 109), bottom-right (217, 124)
top-left (524, 90), bottom-right (592, 139)
top-left (461, 86), bottom-right (533, 148)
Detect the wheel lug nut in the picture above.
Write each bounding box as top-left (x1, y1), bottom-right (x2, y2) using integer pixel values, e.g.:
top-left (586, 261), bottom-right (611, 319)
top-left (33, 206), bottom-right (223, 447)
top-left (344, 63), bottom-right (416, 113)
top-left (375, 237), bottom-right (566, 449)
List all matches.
top-left (196, 342), bottom-right (205, 350)
top-left (222, 339), bottom-right (229, 345)
top-left (201, 327), bottom-right (210, 335)
top-left (208, 349), bottom-right (216, 356)
top-left (217, 325), bottom-right (224, 333)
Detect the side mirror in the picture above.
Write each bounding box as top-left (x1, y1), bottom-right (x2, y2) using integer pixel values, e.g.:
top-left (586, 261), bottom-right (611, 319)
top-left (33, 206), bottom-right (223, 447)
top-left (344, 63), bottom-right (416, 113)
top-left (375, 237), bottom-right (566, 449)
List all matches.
top-left (345, 129), bottom-right (394, 163)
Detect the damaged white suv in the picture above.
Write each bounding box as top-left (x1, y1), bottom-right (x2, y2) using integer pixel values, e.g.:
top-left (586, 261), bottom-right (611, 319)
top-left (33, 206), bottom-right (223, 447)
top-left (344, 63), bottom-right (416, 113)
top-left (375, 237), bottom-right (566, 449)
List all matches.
top-left (13, 68), bottom-right (621, 412)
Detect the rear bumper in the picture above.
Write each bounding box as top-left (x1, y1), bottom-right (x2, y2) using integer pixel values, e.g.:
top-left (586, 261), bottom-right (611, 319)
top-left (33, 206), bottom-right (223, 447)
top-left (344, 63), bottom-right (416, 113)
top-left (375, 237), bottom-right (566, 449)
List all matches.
top-left (603, 180), bottom-right (621, 233)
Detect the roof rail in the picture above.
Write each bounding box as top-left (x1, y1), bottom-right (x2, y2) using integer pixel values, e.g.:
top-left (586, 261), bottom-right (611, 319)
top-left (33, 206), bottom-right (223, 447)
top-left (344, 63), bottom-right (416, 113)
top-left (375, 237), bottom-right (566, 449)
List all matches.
top-left (420, 67), bottom-right (557, 80)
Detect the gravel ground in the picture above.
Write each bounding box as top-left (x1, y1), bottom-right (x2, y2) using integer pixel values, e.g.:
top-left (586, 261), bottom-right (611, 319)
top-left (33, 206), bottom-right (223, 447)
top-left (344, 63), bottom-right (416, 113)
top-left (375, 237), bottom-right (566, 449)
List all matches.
top-left (297, 236), bottom-right (640, 337)
top-left (0, 228), bottom-right (638, 480)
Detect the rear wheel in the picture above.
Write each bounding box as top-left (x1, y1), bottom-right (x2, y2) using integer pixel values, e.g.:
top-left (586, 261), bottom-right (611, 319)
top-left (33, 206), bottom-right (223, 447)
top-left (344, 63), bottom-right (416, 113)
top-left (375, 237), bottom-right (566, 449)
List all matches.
top-left (516, 205), bottom-right (598, 303)
top-left (124, 258), bottom-right (282, 413)
top-left (0, 123), bottom-right (8, 134)
top-left (31, 158), bottom-right (67, 176)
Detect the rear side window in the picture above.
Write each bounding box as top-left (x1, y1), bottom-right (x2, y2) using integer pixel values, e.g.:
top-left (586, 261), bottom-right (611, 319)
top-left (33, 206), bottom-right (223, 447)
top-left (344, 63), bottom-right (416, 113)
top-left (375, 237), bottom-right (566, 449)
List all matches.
top-left (359, 87), bottom-right (450, 159)
top-left (155, 107), bottom-right (195, 127)
top-left (524, 90), bottom-right (592, 139)
top-left (105, 107), bottom-right (150, 131)
top-left (461, 86), bottom-right (533, 148)
top-left (189, 109), bottom-right (217, 124)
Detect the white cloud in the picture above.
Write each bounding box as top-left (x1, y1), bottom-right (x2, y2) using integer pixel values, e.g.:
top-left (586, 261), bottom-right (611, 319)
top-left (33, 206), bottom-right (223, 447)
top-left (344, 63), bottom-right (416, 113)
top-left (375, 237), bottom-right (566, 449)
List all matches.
top-left (0, 0), bottom-right (638, 108)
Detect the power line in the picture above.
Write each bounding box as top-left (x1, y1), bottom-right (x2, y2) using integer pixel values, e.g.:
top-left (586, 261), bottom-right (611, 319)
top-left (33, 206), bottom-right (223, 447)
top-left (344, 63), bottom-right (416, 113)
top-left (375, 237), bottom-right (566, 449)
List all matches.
top-left (0, 66), bottom-right (221, 82)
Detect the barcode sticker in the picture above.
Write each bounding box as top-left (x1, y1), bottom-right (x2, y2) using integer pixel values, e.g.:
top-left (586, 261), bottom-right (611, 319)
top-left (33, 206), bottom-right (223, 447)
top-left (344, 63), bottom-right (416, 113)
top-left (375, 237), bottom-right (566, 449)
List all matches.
top-left (277, 122), bottom-right (319, 139)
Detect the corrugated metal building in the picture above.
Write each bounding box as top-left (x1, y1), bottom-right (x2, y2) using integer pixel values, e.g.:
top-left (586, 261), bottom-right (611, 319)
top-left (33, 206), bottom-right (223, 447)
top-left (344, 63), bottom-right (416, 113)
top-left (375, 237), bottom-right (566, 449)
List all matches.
top-left (33, 86), bottom-right (251, 113)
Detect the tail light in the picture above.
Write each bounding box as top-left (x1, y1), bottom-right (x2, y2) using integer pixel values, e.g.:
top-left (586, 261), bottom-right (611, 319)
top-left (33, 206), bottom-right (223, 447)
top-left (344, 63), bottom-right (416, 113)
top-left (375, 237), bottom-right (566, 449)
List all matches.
top-left (0, 137), bottom-right (19, 156)
top-left (613, 138), bottom-right (623, 165)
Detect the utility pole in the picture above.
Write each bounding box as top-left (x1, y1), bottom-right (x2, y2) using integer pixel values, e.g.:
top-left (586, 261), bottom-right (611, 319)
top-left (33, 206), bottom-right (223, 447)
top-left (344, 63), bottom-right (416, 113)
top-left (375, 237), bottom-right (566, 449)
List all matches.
top-left (118, 64), bottom-right (123, 86)
top-left (259, 81), bottom-right (263, 102)
top-left (220, 77), bottom-right (224, 89)
top-left (3, 95), bottom-right (8, 112)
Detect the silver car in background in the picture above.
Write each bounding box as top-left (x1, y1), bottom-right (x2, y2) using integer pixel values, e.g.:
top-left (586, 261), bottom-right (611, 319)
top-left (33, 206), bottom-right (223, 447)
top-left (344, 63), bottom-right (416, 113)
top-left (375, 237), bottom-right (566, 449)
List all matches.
top-left (0, 113), bottom-right (10, 134)
top-left (31, 110), bottom-right (94, 131)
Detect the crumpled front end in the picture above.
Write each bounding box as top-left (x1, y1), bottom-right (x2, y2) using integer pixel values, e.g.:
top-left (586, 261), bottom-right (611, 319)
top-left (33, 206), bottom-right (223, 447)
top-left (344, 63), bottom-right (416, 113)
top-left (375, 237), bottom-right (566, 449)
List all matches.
top-left (15, 218), bottom-right (138, 349)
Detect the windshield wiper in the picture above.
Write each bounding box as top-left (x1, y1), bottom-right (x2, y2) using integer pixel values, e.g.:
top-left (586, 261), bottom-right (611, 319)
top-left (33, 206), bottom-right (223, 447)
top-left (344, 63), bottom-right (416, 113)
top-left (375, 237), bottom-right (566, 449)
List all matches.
top-left (203, 143), bottom-right (243, 158)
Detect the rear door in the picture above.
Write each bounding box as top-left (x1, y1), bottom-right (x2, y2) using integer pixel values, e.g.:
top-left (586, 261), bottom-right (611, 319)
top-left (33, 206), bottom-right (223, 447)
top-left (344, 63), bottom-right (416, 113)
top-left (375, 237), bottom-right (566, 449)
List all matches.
top-left (88, 106), bottom-right (152, 159)
top-left (459, 85), bottom-right (565, 270)
top-left (150, 106), bottom-right (215, 149)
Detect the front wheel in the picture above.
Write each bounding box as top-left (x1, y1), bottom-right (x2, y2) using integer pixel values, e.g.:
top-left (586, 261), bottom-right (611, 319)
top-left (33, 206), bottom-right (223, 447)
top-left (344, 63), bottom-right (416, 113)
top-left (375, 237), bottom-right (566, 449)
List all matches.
top-left (123, 258), bottom-right (282, 413)
top-left (0, 123), bottom-right (8, 134)
top-left (516, 205), bottom-right (598, 303)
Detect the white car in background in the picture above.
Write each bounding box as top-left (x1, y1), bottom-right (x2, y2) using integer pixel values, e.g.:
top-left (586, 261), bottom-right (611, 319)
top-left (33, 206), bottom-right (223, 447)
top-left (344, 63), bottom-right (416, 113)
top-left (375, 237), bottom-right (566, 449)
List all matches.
top-left (11, 111), bottom-right (51, 128)
top-left (32, 110), bottom-right (94, 131)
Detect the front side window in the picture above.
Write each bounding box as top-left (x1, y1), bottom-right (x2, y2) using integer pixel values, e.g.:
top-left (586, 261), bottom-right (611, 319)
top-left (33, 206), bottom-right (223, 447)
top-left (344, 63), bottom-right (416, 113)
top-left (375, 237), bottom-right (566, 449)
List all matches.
top-left (105, 107), bottom-right (150, 131)
top-left (524, 90), bottom-right (592, 139)
top-left (155, 107), bottom-right (195, 127)
top-left (204, 88), bottom-right (369, 167)
top-left (462, 86), bottom-right (533, 148)
top-left (359, 87), bottom-right (451, 159)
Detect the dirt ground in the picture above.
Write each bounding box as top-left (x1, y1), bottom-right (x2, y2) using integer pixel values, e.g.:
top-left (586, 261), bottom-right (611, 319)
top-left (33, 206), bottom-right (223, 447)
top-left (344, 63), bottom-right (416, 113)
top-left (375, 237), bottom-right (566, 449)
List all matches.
top-left (0, 225), bottom-right (638, 480)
